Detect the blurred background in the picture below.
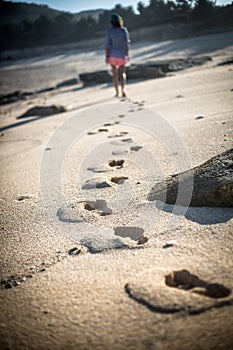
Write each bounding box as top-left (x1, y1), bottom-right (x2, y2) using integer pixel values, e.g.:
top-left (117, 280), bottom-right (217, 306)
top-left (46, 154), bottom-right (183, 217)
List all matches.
top-left (1, 0), bottom-right (233, 52)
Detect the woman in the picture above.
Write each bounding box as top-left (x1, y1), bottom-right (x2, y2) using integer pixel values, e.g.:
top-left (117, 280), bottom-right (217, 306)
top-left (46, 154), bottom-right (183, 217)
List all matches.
top-left (105, 13), bottom-right (131, 97)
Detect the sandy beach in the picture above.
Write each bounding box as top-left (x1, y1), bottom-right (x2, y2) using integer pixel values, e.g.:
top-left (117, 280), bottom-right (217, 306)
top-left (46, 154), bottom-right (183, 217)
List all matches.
top-left (0, 31), bottom-right (233, 350)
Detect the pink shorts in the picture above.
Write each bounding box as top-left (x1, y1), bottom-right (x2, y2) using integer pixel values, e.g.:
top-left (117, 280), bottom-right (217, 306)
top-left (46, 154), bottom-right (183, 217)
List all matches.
top-left (108, 57), bottom-right (128, 66)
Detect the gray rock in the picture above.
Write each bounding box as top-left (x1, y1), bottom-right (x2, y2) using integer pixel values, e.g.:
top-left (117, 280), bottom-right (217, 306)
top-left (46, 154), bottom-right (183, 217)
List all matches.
top-left (80, 71), bottom-right (112, 85)
top-left (17, 105), bottom-right (66, 119)
top-left (126, 64), bottom-right (165, 80)
top-left (0, 90), bottom-right (34, 105)
top-left (148, 148), bottom-right (233, 207)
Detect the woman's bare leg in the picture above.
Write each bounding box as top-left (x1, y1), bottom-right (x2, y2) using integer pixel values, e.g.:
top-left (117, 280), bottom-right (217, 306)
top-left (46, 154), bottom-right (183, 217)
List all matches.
top-left (119, 65), bottom-right (127, 97)
top-left (111, 65), bottom-right (119, 97)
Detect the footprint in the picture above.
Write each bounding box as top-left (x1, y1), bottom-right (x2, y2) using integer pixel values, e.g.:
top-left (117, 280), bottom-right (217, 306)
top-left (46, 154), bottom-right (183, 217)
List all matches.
top-left (82, 179), bottom-right (111, 189)
top-left (98, 128), bottom-right (108, 132)
top-left (111, 176), bottom-right (128, 184)
top-left (165, 269), bottom-right (231, 299)
top-left (118, 114), bottom-right (125, 118)
top-left (125, 269), bottom-right (233, 315)
top-left (108, 159), bottom-right (124, 167)
top-left (87, 131), bottom-right (97, 135)
top-left (130, 146), bottom-right (142, 152)
top-left (112, 150), bottom-right (128, 156)
top-left (87, 167), bottom-right (110, 173)
top-left (121, 138), bottom-right (133, 143)
top-left (57, 208), bottom-right (82, 223)
top-left (114, 226), bottom-right (144, 241)
top-left (84, 200), bottom-right (112, 216)
top-left (108, 132), bottom-right (128, 139)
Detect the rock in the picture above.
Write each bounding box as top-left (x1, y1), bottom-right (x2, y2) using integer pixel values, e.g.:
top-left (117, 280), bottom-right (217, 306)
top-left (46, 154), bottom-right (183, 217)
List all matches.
top-left (56, 78), bottom-right (79, 88)
top-left (68, 247), bottom-right (82, 256)
top-left (79, 71), bottom-right (112, 85)
top-left (79, 58), bottom-right (210, 86)
top-left (163, 240), bottom-right (176, 248)
top-left (126, 64), bottom-right (165, 80)
top-left (0, 90), bottom-right (34, 105)
top-left (148, 148), bottom-right (233, 207)
top-left (17, 105), bottom-right (66, 119)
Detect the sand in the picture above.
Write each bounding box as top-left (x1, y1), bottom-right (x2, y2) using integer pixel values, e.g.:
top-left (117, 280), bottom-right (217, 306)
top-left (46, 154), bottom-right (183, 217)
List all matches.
top-left (0, 31), bottom-right (233, 350)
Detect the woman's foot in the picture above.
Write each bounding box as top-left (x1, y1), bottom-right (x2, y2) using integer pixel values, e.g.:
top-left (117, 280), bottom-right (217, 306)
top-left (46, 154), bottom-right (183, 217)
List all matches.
top-left (122, 91), bottom-right (127, 98)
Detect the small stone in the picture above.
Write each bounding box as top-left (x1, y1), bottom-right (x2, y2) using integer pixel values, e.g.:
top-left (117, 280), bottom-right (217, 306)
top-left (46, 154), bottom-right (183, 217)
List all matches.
top-left (12, 280), bottom-right (20, 287)
top-left (16, 194), bottom-right (33, 201)
top-left (137, 235), bottom-right (149, 245)
top-left (68, 247), bottom-right (81, 256)
top-left (163, 240), bottom-right (176, 248)
top-left (195, 115), bottom-right (204, 120)
top-left (5, 282), bottom-right (12, 289)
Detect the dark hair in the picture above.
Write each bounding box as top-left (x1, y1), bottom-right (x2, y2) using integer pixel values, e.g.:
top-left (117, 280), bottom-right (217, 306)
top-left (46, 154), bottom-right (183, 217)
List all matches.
top-left (110, 13), bottom-right (123, 28)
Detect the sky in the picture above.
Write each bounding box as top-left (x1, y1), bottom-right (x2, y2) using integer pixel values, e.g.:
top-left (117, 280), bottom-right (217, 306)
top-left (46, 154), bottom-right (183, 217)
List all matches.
top-left (5, 0), bottom-right (233, 13)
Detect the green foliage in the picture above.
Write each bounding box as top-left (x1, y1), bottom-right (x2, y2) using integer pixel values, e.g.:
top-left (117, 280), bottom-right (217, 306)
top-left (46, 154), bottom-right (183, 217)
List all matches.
top-left (0, 0), bottom-right (232, 50)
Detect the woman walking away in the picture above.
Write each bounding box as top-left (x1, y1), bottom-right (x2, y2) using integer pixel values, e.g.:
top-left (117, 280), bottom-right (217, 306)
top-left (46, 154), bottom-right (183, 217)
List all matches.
top-left (105, 13), bottom-right (131, 98)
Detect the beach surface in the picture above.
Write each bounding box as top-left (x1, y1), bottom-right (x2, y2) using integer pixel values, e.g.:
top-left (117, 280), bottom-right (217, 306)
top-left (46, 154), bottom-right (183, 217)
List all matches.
top-left (0, 31), bottom-right (233, 350)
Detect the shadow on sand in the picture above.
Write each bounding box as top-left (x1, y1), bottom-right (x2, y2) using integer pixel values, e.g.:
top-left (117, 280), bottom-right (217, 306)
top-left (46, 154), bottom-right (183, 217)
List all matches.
top-left (155, 201), bottom-right (233, 225)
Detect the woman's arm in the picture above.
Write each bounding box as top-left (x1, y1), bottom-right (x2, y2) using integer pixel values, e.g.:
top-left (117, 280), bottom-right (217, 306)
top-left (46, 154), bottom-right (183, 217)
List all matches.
top-left (105, 47), bottom-right (110, 63)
